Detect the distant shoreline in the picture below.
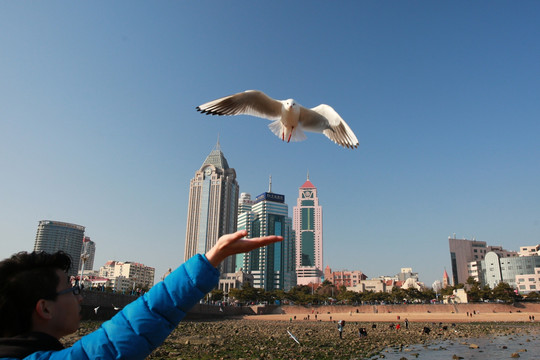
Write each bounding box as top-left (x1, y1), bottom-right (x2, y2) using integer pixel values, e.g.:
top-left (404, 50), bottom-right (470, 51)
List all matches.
top-left (243, 311), bottom-right (539, 323)
top-left (242, 302), bottom-right (540, 323)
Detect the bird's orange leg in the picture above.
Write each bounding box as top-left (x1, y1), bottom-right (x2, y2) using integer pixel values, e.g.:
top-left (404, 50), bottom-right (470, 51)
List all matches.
top-left (287, 127), bottom-right (294, 143)
top-left (282, 131), bottom-right (285, 141)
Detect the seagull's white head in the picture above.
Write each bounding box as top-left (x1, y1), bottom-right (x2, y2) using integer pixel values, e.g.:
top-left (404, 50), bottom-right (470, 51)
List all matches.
top-left (283, 99), bottom-right (297, 110)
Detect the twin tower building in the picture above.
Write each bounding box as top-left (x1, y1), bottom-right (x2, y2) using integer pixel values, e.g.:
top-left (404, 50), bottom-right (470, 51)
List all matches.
top-left (184, 143), bottom-right (323, 291)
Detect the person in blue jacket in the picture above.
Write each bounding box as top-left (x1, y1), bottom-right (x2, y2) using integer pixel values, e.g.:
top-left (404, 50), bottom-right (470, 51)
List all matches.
top-left (0, 230), bottom-right (282, 359)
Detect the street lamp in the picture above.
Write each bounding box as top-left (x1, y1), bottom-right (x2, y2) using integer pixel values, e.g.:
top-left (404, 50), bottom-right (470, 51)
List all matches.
top-left (79, 250), bottom-right (89, 289)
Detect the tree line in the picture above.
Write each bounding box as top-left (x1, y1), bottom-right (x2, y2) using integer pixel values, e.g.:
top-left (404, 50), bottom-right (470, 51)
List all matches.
top-left (207, 277), bottom-right (540, 305)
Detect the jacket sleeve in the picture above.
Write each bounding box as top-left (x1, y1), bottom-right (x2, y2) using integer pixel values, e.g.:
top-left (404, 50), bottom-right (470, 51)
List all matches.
top-left (33, 254), bottom-right (219, 360)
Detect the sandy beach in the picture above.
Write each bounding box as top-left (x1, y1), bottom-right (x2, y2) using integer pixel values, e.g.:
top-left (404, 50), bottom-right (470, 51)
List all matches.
top-left (243, 311), bottom-right (539, 323)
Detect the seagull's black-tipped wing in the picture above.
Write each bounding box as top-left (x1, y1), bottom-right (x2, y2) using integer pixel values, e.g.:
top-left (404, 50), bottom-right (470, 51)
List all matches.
top-left (196, 90), bottom-right (282, 121)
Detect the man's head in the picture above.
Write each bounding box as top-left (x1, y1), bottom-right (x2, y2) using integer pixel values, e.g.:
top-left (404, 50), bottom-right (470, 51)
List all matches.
top-left (0, 251), bottom-right (83, 338)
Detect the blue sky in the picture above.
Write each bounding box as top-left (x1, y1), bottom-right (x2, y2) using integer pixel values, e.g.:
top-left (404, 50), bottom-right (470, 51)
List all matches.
top-left (1, 2), bottom-right (539, 287)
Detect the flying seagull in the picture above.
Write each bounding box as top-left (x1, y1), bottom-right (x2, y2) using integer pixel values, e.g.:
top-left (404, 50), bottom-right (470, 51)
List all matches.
top-left (93, 306), bottom-right (100, 314)
top-left (287, 329), bottom-right (301, 345)
top-left (196, 90), bottom-right (359, 149)
top-left (112, 304), bottom-right (122, 311)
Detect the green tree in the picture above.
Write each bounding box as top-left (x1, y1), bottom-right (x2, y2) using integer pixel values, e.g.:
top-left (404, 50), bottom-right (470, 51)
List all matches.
top-left (210, 288), bottom-right (224, 301)
top-left (228, 282), bottom-right (264, 303)
top-left (480, 285), bottom-right (493, 301)
top-left (465, 277), bottom-right (482, 302)
top-left (492, 282), bottom-right (518, 303)
top-left (389, 287), bottom-right (406, 303)
top-left (337, 290), bottom-right (358, 304)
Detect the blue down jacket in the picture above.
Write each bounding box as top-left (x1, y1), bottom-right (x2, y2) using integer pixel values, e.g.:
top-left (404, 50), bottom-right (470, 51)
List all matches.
top-left (5, 254), bottom-right (219, 360)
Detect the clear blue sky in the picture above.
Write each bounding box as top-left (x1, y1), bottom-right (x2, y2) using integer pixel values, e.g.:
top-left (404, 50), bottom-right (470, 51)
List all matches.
top-left (1, 2), bottom-right (539, 287)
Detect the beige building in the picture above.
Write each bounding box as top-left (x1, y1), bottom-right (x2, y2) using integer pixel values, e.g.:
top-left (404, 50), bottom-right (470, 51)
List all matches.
top-left (347, 279), bottom-right (387, 293)
top-left (516, 267), bottom-right (540, 294)
top-left (324, 265), bottom-right (367, 288)
top-left (218, 270), bottom-right (254, 294)
top-left (443, 289), bottom-right (468, 304)
top-left (519, 245), bottom-right (540, 257)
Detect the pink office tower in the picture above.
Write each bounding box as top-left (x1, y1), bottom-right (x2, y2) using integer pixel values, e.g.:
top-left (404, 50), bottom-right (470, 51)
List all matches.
top-left (293, 174), bottom-right (323, 285)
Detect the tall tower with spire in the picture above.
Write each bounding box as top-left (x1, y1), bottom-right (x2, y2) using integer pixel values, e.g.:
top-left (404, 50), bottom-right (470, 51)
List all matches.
top-left (184, 140), bottom-right (239, 273)
top-left (293, 173), bottom-right (323, 285)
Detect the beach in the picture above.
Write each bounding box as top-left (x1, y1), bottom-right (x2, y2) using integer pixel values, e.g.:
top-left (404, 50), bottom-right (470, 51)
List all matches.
top-left (65, 309), bottom-right (540, 359)
top-left (242, 309), bottom-right (539, 323)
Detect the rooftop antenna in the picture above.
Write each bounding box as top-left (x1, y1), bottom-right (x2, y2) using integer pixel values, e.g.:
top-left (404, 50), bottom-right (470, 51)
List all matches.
top-left (215, 133), bottom-right (221, 151)
top-left (307, 169), bottom-right (310, 181)
top-left (268, 175), bottom-right (272, 192)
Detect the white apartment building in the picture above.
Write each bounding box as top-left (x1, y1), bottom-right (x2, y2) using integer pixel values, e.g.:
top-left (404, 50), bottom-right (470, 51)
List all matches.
top-left (99, 260), bottom-right (155, 291)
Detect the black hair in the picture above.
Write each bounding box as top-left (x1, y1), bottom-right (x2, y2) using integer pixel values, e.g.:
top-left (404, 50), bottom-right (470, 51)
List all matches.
top-left (0, 251), bottom-right (72, 337)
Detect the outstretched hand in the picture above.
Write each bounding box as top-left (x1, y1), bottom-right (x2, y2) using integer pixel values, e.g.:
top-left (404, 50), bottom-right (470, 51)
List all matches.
top-left (205, 230), bottom-right (283, 268)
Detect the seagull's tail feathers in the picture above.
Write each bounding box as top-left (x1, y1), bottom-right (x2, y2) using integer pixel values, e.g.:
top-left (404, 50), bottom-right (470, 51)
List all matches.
top-left (268, 121), bottom-right (307, 142)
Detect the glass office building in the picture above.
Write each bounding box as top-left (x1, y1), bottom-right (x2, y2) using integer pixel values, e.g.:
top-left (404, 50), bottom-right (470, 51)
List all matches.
top-left (236, 190), bottom-right (295, 291)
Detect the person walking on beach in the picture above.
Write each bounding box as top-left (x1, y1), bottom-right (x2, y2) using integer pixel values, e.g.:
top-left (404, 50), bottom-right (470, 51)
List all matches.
top-left (404, 318), bottom-right (409, 330)
top-left (337, 320), bottom-right (345, 339)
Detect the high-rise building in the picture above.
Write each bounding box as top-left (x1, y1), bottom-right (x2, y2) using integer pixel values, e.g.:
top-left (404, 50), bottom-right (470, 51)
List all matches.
top-left (293, 175), bottom-right (323, 285)
top-left (478, 252), bottom-right (540, 289)
top-left (236, 184), bottom-right (296, 291)
top-left (34, 220), bottom-right (85, 276)
top-left (81, 236), bottom-right (96, 272)
top-left (184, 142), bottom-right (239, 273)
top-left (448, 235), bottom-right (518, 286)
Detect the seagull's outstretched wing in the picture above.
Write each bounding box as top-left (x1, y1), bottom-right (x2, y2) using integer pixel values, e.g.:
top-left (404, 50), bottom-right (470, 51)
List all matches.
top-left (300, 104), bottom-right (359, 149)
top-left (196, 90), bottom-right (282, 121)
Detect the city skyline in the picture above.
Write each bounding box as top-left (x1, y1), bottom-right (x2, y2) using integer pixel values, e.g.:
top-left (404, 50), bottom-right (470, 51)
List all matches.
top-left (1, 2), bottom-right (539, 288)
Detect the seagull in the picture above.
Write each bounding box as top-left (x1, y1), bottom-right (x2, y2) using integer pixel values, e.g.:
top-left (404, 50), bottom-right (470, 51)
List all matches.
top-left (196, 90), bottom-right (359, 149)
top-left (93, 306), bottom-right (100, 314)
top-left (287, 329), bottom-right (301, 345)
top-left (112, 304), bottom-right (122, 311)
